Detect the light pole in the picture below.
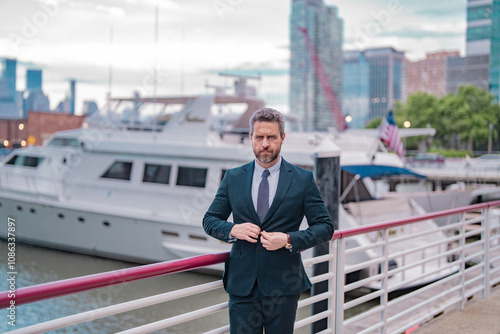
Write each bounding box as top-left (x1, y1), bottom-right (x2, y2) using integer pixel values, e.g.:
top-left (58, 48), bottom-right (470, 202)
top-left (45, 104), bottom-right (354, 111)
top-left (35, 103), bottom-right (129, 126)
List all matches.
top-left (488, 123), bottom-right (493, 153)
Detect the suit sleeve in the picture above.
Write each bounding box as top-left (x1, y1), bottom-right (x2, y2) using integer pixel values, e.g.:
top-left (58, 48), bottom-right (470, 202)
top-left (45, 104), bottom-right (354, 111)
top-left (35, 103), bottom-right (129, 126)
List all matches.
top-left (203, 173), bottom-right (235, 243)
top-left (288, 171), bottom-right (334, 253)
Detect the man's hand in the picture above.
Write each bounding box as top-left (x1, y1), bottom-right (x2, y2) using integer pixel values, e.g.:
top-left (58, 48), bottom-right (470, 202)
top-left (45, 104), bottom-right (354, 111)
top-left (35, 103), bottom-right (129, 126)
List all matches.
top-left (260, 231), bottom-right (288, 251)
top-left (230, 223), bottom-right (261, 243)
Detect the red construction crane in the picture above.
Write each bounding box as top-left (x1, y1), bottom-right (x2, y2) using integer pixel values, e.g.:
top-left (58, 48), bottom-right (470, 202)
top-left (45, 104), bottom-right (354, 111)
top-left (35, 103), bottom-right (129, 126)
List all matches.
top-left (297, 26), bottom-right (346, 131)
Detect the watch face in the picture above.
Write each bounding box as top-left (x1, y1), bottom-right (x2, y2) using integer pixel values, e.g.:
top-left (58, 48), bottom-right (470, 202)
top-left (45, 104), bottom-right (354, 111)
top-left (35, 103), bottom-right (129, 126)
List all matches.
top-left (285, 243), bottom-right (292, 250)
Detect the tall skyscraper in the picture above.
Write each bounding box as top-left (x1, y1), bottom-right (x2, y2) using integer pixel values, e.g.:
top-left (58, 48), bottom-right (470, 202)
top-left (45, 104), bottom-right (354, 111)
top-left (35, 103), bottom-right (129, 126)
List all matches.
top-left (343, 47), bottom-right (404, 127)
top-left (343, 51), bottom-right (370, 129)
top-left (26, 69), bottom-right (43, 92)
top-left (25, 68), bottom-right (50, 114)
top-left (406, 51), bottom-right (460, 98)
top-left (290, 0), bottom-right (343, 132)
top-left (0, 57), bottom-right (23, 119)
top-left (466, 0), bottom-right (500, 101)
top-left (447, 54), bottom-right (490, 94)
top-left (0, 58), bottom-right (17, 100)
top-left (365, 48), bottom-right (405, 121)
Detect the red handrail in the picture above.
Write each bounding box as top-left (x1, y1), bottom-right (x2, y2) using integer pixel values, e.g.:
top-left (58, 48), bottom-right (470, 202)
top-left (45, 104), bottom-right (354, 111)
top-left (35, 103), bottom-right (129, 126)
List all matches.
top-left (0, 252), bottom-right (229, 308)
top-left (2, 200), bottom-right (500, 309)
top-left (333, 199), bottom-right (500, 239)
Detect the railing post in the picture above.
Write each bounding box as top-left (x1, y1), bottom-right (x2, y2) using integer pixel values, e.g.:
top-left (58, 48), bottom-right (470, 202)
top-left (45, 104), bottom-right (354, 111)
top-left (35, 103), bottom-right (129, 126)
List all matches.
top-left (312, 136), bottom-right (341, 333)
top-left (483, 207), bottom-right (491, 299)
top-left (335, 238), bottom-right (346, 334)
top-left (328, 240), bottom-right (337, 332)
top-left (458, 212), bottom-right (467, 311)
top-left (380, 229), bottom-right (389, 334)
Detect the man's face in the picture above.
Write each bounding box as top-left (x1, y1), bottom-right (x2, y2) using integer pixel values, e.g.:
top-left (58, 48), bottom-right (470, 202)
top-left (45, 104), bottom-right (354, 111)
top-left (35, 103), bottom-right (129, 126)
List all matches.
top-left (250, 121), bottom-right (285, 168)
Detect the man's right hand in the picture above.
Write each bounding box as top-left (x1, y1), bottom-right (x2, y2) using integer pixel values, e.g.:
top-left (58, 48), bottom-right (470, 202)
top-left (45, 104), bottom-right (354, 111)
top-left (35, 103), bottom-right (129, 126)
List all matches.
top-left (230, 223), bottom-right (261, 243)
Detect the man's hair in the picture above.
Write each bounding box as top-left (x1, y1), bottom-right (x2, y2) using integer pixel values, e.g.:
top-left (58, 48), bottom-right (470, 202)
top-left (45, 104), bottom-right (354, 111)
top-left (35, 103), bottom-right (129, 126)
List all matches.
top-left (249, 107), bottom-right (285, 136)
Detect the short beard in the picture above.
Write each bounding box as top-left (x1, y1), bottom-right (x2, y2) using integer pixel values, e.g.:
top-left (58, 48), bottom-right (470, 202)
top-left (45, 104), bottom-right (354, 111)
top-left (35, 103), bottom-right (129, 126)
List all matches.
top-left (256, 151), bottom-right (279, 164)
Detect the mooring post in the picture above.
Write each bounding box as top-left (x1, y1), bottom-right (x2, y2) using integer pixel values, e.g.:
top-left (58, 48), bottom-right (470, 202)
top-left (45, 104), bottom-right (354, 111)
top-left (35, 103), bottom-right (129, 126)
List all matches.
top-left (312, 136), bottom-right (341, 333)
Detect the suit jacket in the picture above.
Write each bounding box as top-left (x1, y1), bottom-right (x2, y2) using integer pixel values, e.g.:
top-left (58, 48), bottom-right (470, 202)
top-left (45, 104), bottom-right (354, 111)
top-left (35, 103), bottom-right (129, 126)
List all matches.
top-left (203, 158), bottom-right (334, 297)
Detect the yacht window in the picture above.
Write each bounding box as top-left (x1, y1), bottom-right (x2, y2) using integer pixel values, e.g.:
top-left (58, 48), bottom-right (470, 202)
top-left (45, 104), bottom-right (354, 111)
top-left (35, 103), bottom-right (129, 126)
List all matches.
top-left (47, 137), bottom-right (79, 147)
top-left (143, 164), bottom-right (171, 184)
top-left (6, 155), bottom-right (44, 168)
top-left (101, 161), bottom-right (133, 180)
top-left (176, 166), bottom-right (207, 188)
top-left (221, 169), bottom-right (227, 183)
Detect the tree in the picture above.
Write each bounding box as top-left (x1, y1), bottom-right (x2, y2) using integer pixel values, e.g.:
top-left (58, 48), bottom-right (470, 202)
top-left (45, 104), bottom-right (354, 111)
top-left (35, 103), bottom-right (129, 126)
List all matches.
top-left (393, 86), bottom-right (500, 151)
top-left (450, 85), bottom-right (499, 151)
top-left (365, 117), bottom-right (383, 129)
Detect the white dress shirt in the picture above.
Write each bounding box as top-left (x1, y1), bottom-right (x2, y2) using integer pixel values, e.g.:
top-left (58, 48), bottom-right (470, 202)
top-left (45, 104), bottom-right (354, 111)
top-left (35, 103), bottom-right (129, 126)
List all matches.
top-left (252, 156), bottom-right (281, 213)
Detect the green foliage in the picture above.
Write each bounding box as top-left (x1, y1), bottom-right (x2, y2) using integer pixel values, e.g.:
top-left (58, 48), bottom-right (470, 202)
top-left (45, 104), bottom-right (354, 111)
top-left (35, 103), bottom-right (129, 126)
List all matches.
top-left (393, 85), bottom-right (500, 151)
top-left (365, 117), bottom-right (383, 129)
top-left (428, 147), bottom-right (472, 158)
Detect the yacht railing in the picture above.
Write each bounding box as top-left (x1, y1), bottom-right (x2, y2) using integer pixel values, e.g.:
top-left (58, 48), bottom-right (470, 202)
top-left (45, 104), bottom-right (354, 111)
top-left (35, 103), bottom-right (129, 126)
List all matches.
top-left (2, 200), bottom-right (500, 333)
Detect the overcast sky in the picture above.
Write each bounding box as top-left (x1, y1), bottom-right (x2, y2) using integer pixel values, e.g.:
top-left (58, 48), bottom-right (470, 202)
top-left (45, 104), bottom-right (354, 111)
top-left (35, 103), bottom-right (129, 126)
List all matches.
top-left (0, 0), bottom-right (467, 115)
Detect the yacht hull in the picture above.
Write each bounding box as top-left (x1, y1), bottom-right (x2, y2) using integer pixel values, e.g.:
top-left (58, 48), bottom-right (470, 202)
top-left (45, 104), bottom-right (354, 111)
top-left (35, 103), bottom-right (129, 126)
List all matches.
top-left (0, 193), bottom-right (230, 270)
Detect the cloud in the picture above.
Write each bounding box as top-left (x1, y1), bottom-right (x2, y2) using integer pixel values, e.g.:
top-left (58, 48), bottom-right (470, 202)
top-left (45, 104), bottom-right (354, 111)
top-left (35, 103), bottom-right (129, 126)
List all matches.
top-left (378, 22), bottom-right (466, 39)
top-left (0, 1), bottom-right (469, 114)
top-left (95, 5), bottom-right (126, 17)
top-left (206, 61), bottom-right (289, 77)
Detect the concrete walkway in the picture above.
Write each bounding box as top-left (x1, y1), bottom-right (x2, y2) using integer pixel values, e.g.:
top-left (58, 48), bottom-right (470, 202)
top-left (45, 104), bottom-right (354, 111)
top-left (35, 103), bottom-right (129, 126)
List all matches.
top-left (414, 286), bottom-right (500, 334)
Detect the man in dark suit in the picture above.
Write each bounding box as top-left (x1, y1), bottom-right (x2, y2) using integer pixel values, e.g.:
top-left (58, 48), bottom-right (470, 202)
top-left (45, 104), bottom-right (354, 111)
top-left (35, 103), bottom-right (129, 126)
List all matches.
top-left (203, 107), bottom-right (334, 333)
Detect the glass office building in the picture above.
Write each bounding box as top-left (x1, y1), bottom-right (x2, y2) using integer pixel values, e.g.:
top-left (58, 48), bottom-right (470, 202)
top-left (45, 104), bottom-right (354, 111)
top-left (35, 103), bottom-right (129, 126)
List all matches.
top-left (0, 58), bottom-right (17, 100)
top-left (343, 47), bottom-right (404, 127)
top-left (26, 69), bottom-right (42, 92)
top-left (343, 51), bottom-right (369, 129)
top-left (0, 58), bottom-right (23, 119)
top-left (290, 0), bottom-right (343, 132)
top-left (466, 0), bottom-right (500, 101)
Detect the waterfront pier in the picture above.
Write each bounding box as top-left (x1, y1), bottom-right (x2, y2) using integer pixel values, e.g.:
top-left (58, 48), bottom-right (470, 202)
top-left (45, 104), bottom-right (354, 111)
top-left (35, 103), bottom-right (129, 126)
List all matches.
top-left (1, 201), bottom-right (499, 333)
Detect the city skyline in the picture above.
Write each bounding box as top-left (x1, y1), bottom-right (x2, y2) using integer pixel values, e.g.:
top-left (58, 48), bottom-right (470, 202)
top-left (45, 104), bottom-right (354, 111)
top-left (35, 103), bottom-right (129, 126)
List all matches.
top-left (0, 0), bottom-right (466, 115)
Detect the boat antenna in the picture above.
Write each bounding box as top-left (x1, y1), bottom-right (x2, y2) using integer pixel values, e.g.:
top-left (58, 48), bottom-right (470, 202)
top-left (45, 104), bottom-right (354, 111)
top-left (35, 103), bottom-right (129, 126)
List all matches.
top-left (153, 6), bottom-right (159, 108)
top-left (180, 26), bottom-right (185, 95)
top-left (107, 26), bottom-right (113, 100)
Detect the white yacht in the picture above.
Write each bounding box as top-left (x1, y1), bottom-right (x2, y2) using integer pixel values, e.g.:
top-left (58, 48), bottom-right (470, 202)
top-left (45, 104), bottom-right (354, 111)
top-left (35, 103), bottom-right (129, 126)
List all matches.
top-left (0, 76), bottom-right (465, 286)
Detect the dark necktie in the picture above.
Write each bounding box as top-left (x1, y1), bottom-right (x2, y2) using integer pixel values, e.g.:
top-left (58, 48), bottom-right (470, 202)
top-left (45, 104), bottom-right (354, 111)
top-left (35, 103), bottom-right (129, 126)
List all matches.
top-left (257, 169), bottom-right (270, 223)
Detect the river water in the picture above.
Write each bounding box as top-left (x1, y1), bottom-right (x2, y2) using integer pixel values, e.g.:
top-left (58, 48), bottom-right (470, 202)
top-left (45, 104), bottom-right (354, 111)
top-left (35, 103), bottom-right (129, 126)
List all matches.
top-left (0, 240), bottom-right (327, 333)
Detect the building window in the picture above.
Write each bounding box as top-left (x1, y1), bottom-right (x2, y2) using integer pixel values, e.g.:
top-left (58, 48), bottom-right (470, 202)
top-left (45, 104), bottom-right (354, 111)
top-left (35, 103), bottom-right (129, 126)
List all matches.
top-left (6, 155), bottom-right (44, 168)
top-left (47, 137), bottom-right (79, 147)
top-left (101, 161), bottom-right (133, 181)
top-left (176, 166), bottom-right (207, 188)
top-left (143, 163), bottom-right (171, 185)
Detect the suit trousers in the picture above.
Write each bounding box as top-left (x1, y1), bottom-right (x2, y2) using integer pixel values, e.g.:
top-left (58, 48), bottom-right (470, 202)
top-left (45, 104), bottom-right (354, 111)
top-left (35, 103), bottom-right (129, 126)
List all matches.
top-left (228, 280), bottom-right (300, 334)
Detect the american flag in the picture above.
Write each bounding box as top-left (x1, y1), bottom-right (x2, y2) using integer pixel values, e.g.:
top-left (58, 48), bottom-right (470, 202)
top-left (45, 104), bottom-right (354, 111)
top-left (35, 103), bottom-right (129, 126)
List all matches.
top-left (379, 111), bottom-right (405, 158)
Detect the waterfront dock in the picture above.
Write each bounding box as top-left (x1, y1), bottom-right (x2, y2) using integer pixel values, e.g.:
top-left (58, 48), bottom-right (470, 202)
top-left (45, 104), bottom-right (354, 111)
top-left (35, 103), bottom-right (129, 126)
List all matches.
top-left (414, 284), bottom-right (500, 334)
top-left (1, 201), bottom-right (498, 333)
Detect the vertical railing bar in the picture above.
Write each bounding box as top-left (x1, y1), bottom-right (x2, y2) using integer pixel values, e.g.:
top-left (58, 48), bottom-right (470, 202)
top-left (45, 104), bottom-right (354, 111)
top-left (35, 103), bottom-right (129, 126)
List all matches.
top-left (328, 240), bottom-right (336, 332)
top-left (335, 238), bottom-right (346, 334)
top-left (459, 211), bottom-right (467, 311)
top-left (483, 207), bottom-right (491, 298)
top-left (380, 229), bottom-right (389, 334)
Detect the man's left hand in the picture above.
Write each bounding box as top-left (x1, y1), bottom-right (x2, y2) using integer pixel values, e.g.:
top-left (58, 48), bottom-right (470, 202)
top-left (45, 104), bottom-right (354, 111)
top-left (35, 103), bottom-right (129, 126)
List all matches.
top-left (260, 231), bottom-right (288, 251)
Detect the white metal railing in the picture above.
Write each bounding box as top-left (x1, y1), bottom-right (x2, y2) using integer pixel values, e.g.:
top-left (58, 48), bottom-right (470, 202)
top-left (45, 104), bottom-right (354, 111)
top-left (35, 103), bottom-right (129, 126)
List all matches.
top-left (2, 201), bottom-right (500, 333)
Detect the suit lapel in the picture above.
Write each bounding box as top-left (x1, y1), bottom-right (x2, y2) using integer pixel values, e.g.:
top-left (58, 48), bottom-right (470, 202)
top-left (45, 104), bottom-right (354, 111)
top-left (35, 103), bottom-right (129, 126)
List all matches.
top-left (241, 161), bottom-right (261, 224)
top-left (263, 159), bottom-right (293, 223)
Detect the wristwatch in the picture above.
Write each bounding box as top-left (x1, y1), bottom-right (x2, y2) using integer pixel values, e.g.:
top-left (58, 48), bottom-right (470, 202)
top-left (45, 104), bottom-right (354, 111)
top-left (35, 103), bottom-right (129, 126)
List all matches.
top-left (284, 233), bottom-right (292, 250)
